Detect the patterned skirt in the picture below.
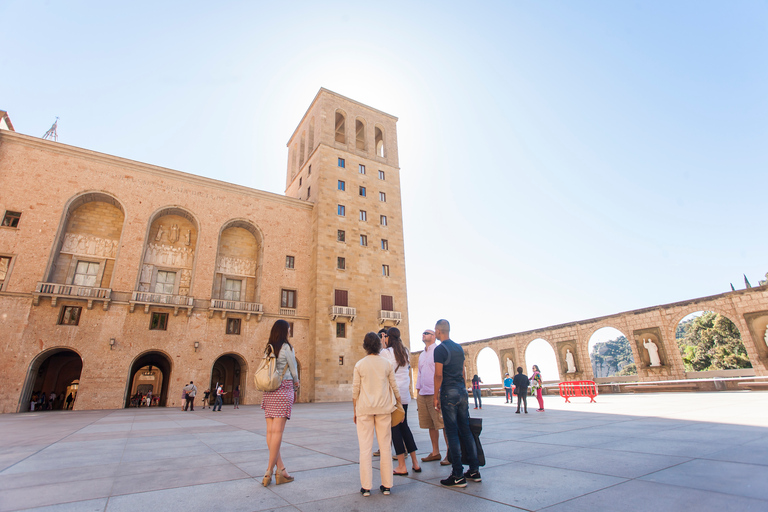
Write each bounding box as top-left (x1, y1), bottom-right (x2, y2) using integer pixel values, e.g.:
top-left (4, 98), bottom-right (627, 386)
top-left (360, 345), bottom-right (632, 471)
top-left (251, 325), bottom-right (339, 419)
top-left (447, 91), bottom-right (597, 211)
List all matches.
top-left (261, 379), bottom-right (294, 419)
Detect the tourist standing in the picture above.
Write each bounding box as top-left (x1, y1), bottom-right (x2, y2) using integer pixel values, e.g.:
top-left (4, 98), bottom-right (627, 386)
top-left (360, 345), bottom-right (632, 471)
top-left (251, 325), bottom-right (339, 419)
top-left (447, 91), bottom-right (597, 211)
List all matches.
top-left (145, 391), bottom-right (152, 407)
top-left (261, 319), bottom-right (299, 486)
top-left (531, 365), bottom-right (544, 412)
top-left (416, 329), bottom-right (450, 465)
top-left (201, 389), bottom-right (211, 409)
top-left (180, 387), bottom-right (187, 411)
top-left (183, 381), bottom-right (197, 411)
top-left (381, 327), bottom-right (421, 475)
top-left (471, 375), bottom-right (483, 409)
top-left (233, 386), bottom-right (240, 409)
top-left (213, 384), bottom-right (225, 411)
top-left (353, 332), bottom-right (400, 496)
top-left (433, 319), bottom-right (481, 487)
top-left (503, 373), bottom-right (513, 403)
top-left (513, 367), bottom-right (529, 414)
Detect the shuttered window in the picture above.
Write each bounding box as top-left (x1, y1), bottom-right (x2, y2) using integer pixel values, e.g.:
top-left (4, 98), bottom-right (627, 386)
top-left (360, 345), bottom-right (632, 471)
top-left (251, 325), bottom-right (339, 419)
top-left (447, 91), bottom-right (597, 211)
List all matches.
top-left (381, 295), bottom-right (394, 311)
top-left (335, 289), bottom-right (348, 307)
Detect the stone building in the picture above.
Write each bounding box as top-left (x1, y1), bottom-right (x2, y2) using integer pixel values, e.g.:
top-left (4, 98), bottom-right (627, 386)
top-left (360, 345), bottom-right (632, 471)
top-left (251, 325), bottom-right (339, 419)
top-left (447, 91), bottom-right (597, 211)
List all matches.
top-left (0, 88), bottom-right (409, 413)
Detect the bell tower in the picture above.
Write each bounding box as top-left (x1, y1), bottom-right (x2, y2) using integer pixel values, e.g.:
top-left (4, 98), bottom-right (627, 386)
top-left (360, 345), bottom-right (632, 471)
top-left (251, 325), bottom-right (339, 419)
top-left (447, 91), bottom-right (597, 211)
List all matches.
top-left (285, 88), bottom-right (409, 401)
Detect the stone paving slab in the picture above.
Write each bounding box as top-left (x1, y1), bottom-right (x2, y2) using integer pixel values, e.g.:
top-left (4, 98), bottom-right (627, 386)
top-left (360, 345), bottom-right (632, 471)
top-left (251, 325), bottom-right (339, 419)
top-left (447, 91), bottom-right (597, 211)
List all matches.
top-left (0, 392), bottom-right (766, 511)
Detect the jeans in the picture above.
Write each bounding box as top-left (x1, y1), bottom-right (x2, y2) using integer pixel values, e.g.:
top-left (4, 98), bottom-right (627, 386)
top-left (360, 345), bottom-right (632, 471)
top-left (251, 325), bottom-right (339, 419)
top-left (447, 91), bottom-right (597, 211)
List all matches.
top-left (184, 396), bottom-right (195, 411)
top-left (440, 386), bottom-right (478, 477)
top-left (504, 387), bottom-right (513, 402)
top-left (472, 388), bottom-right (482, 408)
top-left (213, 395), bottom-right (223, 411)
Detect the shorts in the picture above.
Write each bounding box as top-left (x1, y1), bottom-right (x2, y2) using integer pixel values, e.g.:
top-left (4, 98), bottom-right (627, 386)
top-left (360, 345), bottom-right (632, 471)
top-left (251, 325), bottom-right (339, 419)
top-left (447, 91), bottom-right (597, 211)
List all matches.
top-left (417, 393), bottom-right (444, 430)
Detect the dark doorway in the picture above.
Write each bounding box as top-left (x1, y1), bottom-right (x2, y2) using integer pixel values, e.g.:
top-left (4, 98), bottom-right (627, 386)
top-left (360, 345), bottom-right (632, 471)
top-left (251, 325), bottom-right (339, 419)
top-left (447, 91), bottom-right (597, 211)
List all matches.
top-left (20, 349), bottom-right (83, 412)
top-left (125, 351), bottom-right (172, 408)
top-left (210, 354), bottom-right (247, 406)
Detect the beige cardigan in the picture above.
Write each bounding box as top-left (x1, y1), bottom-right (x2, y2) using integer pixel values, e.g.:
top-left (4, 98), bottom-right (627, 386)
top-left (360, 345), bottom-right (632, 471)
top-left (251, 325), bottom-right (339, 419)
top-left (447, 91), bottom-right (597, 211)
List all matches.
top-left (352, 354), bottom-right (401, 416)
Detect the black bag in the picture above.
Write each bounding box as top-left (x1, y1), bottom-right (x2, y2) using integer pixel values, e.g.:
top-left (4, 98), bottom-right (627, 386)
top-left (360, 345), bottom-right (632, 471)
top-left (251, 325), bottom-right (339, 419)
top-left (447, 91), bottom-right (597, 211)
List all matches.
top-left (446, 417), bottom-right (485, 466)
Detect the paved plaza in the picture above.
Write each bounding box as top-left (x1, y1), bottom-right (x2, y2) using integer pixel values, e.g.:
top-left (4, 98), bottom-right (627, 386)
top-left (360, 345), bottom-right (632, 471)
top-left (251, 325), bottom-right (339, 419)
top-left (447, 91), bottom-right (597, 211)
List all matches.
top-left (1, 391), bottom-right (767, 511)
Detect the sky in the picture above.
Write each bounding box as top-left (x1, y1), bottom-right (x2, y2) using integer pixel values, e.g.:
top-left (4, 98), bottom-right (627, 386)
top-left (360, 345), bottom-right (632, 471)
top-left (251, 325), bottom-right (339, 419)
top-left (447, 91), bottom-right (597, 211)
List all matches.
top-left (2, 1), bottom-right (766, 382)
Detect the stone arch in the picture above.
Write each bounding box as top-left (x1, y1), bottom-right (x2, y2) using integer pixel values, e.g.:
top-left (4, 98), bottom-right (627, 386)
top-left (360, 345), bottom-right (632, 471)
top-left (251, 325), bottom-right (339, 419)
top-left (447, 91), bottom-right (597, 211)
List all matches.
top-left (209, 352), bottom-right (248, 405)
top-left (355, 118), bottom-right (366, 151)
top-left (674, 309), bottom-right (752, 372)
top-left (375, 124), bottom-right (385, 157)
top-left (43, 191), bottom-right (127, 287)
top-left (211, 219), bottom-right (265, 306)
top-left (18, 347), bottom-right (83, 412)
top-left (136, 206), bottom-right (200, 297)
top-left (524, 338), bottom-right (559, 382)
top-left (475, 346), bottom-right (501, 384)
top-left (587, 326), bottom-right (636, 378)
top-left (335, 110), bottom-right (347, 144)
top-left (124, 350), bottom-right (173, 407)
top-left (299, 131), bottom-right (306, 168)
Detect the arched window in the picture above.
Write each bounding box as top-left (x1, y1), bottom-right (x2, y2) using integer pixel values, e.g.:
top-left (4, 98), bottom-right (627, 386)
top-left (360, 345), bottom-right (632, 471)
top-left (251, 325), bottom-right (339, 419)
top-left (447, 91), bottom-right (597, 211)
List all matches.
top-left (375, 125), bottom-right (384, 157)
top-left (335, 110), bottom-right (346, 144)
top-left (356, 118), bottom-right (366, 151)
top-left (308, 117), bottom-right (315, 153)
top-left (299, 132), bottom-right (306, 168)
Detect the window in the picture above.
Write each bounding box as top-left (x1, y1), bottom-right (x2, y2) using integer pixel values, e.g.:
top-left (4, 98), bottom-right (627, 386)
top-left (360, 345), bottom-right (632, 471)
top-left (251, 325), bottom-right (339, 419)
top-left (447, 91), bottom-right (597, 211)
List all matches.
top-left (226, 318), bottom-right (241, 335)
top-left (380, 215), bottom-right (387, 226)
top-left (224, 278), bottom-right (242, 301)
top-left (360, 234), bottom-right (367, 246)
top-left (381, 239), bottom-right (389, 251)
top-left (337, 257), bottom-right (346, 270)
top-left (359, 210), bottom-right (367, 221)
top-left (337, 230), bottom-right (346, 243)
top-left (338, 180), bottom-right (346, 191)
top-left (382, 264), bottom-right (390, 277)
top-left (338, 157), bottom-right (345, 168)
top-left (336, 322), bottom-right (346, 338)
top-left (307, 186), bottom-right (311, 198)
top-left (359, 164), bottom-right (366, 174)
top-left (379, 170), bottom-right (385, 180)
top-left (150, 312), bottom-right (168, 330)
top-left (2, 211), bottom-right (21, 228)
top-left (381, 295), bottom-right (394, 311)
top-left (281, 289), bottom-right (297, 309)
top-left (299, 177), bottom-right (302, 186)
top-left (338, 205), bottom-right (345, 216)
top-left (359, 186), bottom-right (366, 197)
top-left (334, 289), bottom-right (348, 307)
top-left (0, 256), bottom-right (11, 290)
top-left (379, 191), bottom-right (386, 202)
top-left (308, 165), bottom-right (311, 175)
top-left (73, 261), bottom-right (99, 287)
top-left (288, 322), bottom-right (294, 337)
top-left (58, 306), bottom-right (82, 326)
top-left (375, 126), bottom-right (385, 157)
top-left (154, 271), bottom-right (176, 294)
top-left (286, 255), bottom-right (295, 269)
top-left (356, 119), bottom-right (366, 151)
top-left (335, 111), bottom-right (346, 144)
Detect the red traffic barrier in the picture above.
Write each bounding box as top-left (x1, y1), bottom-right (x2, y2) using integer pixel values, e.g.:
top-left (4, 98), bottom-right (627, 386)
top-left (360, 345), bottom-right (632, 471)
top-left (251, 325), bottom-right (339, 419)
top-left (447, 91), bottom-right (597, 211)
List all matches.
top-left (558, 381), bottom-right (598, 403)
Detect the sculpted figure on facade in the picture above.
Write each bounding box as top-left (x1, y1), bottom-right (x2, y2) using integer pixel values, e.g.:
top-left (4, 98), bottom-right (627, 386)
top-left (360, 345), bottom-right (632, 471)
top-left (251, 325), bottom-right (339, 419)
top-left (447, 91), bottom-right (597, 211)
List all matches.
top-left (506, 357), bottom-right (514, 376)
top-left (764, 326), bottom-right (768, 349)
top-left (140, 264), bottom-right (153, 284)
top-left (185, 229), bottom-right (191, 246)
top-left (62, 234), bottom-right (117, 259)
top-left (155, 224), bottom-right (165, 241)
top-left (565, 348), bottom-right (576, 373)
top-left (643, 338), bottom-right (662, 367)
top-left (217, 256), bottom-right (256, 276)
top-left (170, 224), bottom-right (179, 243)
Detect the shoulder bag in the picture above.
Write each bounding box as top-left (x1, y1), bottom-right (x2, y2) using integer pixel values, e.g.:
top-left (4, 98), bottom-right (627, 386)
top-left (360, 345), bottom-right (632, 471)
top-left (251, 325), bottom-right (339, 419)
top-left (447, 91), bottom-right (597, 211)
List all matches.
top-left (254, 344), bottom-right (288, 392)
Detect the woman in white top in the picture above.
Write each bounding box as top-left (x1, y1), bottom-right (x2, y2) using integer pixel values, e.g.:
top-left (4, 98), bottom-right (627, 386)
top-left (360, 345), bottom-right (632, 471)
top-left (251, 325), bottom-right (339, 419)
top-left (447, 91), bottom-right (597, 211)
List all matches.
top-left (381, 327), bottom-right (421, 475)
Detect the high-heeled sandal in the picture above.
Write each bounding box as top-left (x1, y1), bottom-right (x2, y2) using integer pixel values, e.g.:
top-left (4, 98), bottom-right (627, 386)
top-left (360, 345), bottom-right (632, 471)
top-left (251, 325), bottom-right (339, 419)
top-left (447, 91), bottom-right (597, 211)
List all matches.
top-left (262, 468), bottom-right (273, 487)
top-left (275, 467), bottom-right (294, 485)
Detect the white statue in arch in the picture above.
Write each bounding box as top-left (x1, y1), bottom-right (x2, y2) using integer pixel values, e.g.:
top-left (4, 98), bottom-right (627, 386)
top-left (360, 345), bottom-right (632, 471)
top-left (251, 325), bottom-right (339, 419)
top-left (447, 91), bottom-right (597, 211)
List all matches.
top-left (506, 357), bottom-right (514, 376)
top-left (155, 224), bottom-right (165, 241)
top-left (764, 326), bottom-right (768, 349)
top-left (643, 338), bottom-right (662, 367)
top-left (565, 349), bottom-right (576, 373)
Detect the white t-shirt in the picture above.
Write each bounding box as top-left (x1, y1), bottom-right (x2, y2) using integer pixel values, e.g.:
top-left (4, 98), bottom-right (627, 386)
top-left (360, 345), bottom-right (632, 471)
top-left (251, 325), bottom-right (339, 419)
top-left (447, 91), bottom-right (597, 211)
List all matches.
top-left (381, 347), bottom-right (411, 405)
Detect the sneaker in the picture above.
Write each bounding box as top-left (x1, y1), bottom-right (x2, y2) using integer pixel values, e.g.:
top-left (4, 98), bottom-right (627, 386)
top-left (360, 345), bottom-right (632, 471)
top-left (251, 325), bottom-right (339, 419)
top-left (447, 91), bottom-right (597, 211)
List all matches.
top-left (373, 450), bottom-right (380, 457)
top-left (464, 470), bottom-right (482, 482)
top-left (360, 488), bottom-right (370, 497)
top-left (379, 485), bottom-right (391, 495)
top-left (440, 474), bottom-right (467, 487)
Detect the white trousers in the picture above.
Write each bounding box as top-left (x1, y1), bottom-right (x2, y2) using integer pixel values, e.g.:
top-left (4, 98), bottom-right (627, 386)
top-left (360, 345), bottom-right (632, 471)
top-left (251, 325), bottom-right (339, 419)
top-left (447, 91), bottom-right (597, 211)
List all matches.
top-left (356, 413), bottom-right (393, 490)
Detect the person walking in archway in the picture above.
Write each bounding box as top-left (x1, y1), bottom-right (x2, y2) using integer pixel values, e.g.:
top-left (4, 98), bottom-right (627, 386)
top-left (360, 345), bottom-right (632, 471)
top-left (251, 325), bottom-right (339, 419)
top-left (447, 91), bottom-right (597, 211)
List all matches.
top-left (213, 384), bottom-right (225, 411)
top-left (261, 319), bottom-right (299, 486)
top-left (531, 365), bottom-right (544, 412)
top-left (233, 385), bottom-right (240, 409)
top-left (65, 393), bottom-right (74, 410)
top-left (471, 375), bottom-right (483, 409)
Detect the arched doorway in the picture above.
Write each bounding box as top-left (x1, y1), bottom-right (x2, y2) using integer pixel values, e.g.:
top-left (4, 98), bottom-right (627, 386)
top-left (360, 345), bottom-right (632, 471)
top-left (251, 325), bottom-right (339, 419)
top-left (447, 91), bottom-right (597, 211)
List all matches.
top-left (524, 338), bottom-right (558, 382)
top-left (588, 327), bottom-right (637, 378)
top-left (476, 347), bottom-right (502, 385)
top-left (210, 353), bottom-right (247, 406)
top-left (20, 348), bottom-right (83, 412)
top-left (125, 351), bottom-right (172, 407)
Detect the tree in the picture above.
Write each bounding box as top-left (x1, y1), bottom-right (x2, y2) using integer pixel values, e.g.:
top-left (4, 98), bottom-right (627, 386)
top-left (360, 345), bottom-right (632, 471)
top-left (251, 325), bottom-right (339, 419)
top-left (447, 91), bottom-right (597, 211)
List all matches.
top-left (676, 312), bottom-right (752, 371)
top-left (590, 336), bottom-right (637, 377)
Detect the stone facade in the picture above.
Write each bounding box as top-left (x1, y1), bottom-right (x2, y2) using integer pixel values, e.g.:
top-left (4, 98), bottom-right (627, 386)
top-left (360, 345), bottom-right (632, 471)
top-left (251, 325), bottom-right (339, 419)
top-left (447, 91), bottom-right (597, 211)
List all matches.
top-left (0, 88), bottom-right (408, 413)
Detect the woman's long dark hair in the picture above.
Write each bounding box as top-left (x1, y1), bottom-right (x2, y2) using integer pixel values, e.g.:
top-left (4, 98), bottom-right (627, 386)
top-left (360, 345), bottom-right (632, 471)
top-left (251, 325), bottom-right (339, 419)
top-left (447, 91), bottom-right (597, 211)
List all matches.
top-left (386, 327), bottom-right (408, 370)
top-left (472, 374), bottom-right (481, 383)
top-left (267, 319), bottom-right (292, 355)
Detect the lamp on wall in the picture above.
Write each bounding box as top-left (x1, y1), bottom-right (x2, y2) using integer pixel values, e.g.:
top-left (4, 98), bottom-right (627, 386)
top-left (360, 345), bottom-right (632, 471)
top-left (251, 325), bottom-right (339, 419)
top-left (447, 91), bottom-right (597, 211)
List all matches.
top-left (109, 338), bottom-right (116, 350)
top-left (194, 341), bottom-right (200, 352)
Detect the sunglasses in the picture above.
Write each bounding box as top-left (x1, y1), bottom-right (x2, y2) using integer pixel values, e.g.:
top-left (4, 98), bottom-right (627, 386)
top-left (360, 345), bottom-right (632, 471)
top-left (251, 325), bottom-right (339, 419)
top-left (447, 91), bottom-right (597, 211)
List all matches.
top-left (422, 332), bottom-right (433, 336)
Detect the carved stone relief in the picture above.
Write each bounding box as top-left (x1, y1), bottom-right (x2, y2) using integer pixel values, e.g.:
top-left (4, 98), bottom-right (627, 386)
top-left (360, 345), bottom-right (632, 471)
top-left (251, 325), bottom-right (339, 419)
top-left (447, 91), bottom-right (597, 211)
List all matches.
top-left (61, 234), bottom-right (118, 259)
top-left (178, 269), bottom-right (192, 296)
top-left (216, 256), bottom-right (257, 276)
top-left (144, 243), bottom-right (194, 268)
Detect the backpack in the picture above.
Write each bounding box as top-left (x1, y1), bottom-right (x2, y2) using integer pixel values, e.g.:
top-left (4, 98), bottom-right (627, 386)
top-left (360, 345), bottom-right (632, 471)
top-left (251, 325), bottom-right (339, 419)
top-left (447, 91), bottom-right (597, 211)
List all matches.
top-left (254, 344), bottom-right (288, 392)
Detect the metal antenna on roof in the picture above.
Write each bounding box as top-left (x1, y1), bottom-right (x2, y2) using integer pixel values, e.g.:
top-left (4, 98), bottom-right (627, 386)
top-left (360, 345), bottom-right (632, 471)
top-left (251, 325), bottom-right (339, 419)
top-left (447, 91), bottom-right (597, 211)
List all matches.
top-left (42, 117), bottom-right (59, 141)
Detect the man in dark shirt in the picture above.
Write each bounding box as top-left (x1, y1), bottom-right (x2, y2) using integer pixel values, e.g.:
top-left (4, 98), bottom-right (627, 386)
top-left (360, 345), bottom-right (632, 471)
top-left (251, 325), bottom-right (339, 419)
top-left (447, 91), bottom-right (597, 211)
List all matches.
top-left (433, 319), bottom-right (481, 487)
top-left (512, 367), bottom-right (530, 414)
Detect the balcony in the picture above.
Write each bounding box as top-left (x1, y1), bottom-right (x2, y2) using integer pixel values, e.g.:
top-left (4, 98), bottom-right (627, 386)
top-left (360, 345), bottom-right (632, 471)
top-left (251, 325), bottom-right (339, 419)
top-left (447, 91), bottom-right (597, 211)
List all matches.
top-left (33, 282), bottom-right (111, 310)
top-left (378, 310), bottom-right (402, 325)
top-left (130, 291), bottom-right (194, 316)
top-left (209, 299), bottom-right (264, 321)
top-left (330, 305), bottom-right (356, 322)
top-left (279, 307), bottom-right (296, 317)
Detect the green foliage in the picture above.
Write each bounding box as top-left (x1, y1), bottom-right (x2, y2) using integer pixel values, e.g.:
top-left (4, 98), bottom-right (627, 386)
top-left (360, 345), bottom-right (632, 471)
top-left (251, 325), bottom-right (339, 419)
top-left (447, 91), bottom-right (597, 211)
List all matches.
top-left (676, 312), bottom-right (752, 371)
top-left (590, 336), bottom-right (636, 377)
